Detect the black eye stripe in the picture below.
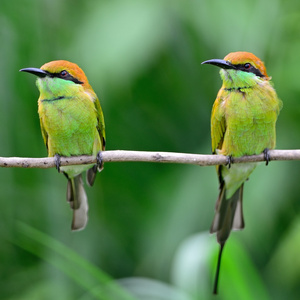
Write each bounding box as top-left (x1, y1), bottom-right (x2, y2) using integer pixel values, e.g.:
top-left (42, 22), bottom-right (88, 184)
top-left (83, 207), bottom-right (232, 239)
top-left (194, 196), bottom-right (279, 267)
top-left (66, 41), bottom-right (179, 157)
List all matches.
top-left (234, 64), bottom-right (265, 78)
top-left (46, 71), bottom-right (83, 84)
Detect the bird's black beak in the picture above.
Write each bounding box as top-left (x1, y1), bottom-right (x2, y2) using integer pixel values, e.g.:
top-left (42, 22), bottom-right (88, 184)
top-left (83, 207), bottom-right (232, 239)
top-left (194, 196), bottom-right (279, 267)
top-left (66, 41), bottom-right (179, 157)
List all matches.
top-left (201, 59), bottom-right (236, 70)
top-left (19, 67), bottom-right (48, 78)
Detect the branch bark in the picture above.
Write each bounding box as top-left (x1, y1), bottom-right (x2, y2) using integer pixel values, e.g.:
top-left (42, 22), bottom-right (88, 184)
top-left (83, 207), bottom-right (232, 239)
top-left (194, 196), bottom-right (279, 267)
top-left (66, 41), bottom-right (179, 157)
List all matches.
top-left (0, 149), bottom-right (299, 169)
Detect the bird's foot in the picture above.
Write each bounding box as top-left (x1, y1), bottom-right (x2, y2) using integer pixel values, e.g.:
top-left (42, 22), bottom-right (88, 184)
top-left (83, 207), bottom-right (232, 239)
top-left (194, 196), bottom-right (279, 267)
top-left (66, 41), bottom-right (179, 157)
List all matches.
top-left (54, 154), bottom-right (61, 173)
top-left (263, 148), bottom-right (270, 166)
top-left (96, 151), bottom-right (104, 171)
top-left (226, 155), bottom-right (233, 169)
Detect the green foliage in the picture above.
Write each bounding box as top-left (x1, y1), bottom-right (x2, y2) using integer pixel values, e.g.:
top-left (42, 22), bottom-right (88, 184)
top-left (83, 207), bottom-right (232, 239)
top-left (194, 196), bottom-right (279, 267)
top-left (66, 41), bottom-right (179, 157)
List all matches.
top-left (12, 222), bottom-right (137, 300)
top-left (1, 0), bottom-right (300, 299)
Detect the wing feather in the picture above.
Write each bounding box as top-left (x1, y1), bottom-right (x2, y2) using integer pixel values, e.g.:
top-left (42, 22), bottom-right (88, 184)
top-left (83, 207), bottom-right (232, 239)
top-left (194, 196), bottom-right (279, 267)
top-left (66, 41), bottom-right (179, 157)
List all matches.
top-left (39, 116), bottom-right (49, 151)
top-left (211, 94), bottom-right (226, 154)
top-left (94, 97), bottom-right (106, 151)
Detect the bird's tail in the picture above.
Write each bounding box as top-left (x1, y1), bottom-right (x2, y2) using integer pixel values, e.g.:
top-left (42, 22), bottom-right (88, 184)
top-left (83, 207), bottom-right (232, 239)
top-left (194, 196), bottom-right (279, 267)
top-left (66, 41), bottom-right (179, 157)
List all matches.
top-left (86, 152), bottom-right (104, 187)
top-left (210, 182), bottom-right (245, 242)
top-left (210, 182), bottom-right (245, 294)
top-left (66, 174), bottom-right (88, 231)
top-left (86, 165), bottom-right (99, 187)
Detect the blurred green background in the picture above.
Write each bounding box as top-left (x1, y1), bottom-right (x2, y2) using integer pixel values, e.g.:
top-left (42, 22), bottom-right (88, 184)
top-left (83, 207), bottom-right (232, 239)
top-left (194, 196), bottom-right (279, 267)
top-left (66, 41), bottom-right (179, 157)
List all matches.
top-left (1, 0), bottom-right (300, 299)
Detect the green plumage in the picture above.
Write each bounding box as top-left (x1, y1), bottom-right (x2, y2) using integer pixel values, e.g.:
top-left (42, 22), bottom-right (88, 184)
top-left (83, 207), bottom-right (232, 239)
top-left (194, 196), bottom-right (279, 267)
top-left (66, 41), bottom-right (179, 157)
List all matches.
top-left (37, 77), bottom-right (102, 178)
top-left (211, 68), bottom-right (281, 216)
top-left (202, 52), bottom-right (282, 294)
top-left (21, 60), bottom-right (105, 231)
top-left (212, 69), bottom-right (281, 201)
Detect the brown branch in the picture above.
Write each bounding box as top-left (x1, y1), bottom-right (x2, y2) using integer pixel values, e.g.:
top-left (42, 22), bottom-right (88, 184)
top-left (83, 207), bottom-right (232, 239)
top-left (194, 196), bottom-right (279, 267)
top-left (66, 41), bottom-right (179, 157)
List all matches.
top-left (0, 149), bottom-right (299, 169)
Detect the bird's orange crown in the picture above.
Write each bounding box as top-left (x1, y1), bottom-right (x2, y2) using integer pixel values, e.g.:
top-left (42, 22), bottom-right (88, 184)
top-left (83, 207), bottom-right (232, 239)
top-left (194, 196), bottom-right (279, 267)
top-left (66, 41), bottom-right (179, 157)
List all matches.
top-left (224, 52), bottom-right (268, 78)
top-left (40, 60), bottom-right (92, 89)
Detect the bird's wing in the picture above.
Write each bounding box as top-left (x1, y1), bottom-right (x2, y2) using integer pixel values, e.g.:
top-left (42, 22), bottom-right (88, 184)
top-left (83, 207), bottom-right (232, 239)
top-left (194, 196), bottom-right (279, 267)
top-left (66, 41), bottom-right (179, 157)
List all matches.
top-left (94, 97), bottom-right (106, 151)
top-left (86, 96), bottom-right (106, 186)
top-left (211, 94), bottom-right (226, 154)
top-left (39, 117), bottom-right (49, 151)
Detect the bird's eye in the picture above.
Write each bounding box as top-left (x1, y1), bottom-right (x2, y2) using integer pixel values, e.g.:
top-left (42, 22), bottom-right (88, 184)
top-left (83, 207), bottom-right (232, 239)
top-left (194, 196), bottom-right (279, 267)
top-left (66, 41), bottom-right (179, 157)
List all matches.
top-left (60, 70), bottom-right (68, 77)
top-left (244, 63), bottom-right (251, 69)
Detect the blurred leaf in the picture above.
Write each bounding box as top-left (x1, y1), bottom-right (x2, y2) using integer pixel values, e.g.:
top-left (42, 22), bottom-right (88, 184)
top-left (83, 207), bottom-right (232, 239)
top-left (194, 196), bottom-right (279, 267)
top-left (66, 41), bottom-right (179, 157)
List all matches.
top-left (171, 233), bottom-right (270, 300)
top-left (119, 277), bottom-right (191, 300)
top-left (1, 0), bottom-right (300, 298)
top-left (73, 0), bottom-right (171, 89)
top-left (267, 217), bottom-right (300, 289)
top-left (12, 222), bottom-right (137, 300)
top-left (171, 233), bottom-right (215, 299)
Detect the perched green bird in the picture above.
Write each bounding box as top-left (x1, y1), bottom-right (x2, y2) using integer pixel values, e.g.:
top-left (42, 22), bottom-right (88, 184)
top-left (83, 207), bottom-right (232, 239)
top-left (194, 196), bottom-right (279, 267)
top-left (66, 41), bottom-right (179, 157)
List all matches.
top-left (202, 52), bottom-right (282, 293)
top-left (20, 61), bottom-right (106, 231)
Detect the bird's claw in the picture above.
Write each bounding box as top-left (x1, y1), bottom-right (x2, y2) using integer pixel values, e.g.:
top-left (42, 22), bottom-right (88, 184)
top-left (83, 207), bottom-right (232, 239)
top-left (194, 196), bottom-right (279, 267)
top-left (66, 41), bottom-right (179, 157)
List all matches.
top-left (226, 155), bottom-right (233, 169)
top-left (54, 154), bottom-right (61, 173)
top-left (263, 148), bottom-right (270, 166)
top-left (96, 151), bottom-right (104, 171)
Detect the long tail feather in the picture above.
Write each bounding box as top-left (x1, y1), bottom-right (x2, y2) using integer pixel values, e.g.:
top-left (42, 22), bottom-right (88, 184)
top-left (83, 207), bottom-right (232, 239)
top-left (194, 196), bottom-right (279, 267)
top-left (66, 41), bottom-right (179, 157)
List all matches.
top-left (232, 184), bottom-right (245, 230)
top-left (67, 174), bottom-right (88, 231)
top-left (213, 242), bottom-right (225, 295)
top-left (211, 183), bottom-right (244, 242)
top-left (211, 183), bottom-right (245, 293)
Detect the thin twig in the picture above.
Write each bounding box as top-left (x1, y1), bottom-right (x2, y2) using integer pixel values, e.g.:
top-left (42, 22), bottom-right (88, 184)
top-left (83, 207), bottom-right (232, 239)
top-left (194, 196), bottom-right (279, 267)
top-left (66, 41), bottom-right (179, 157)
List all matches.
top-left (0, 149), bottom-right (299, 169)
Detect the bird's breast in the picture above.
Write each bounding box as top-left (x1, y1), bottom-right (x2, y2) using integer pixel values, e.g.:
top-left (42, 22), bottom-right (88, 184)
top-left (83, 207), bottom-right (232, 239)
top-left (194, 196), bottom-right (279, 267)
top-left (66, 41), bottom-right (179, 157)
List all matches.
top-left (38, 95), bottom-right (99, 157)
top-left (219, 84), bottom-right (280, 156)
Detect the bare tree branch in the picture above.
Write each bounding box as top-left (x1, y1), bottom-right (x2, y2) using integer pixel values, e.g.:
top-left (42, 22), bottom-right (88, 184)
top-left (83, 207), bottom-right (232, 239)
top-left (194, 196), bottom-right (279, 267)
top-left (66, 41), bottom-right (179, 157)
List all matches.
top-left (0, 149), bottom-right (299, 169)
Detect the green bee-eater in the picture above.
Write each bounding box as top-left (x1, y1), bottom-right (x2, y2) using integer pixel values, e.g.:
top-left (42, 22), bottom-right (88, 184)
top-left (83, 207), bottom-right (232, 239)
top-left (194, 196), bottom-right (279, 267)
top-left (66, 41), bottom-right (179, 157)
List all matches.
top-left (20, 61), bottom-right (106, 231)
top-left (202, 52), bottom-right (282, 293)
